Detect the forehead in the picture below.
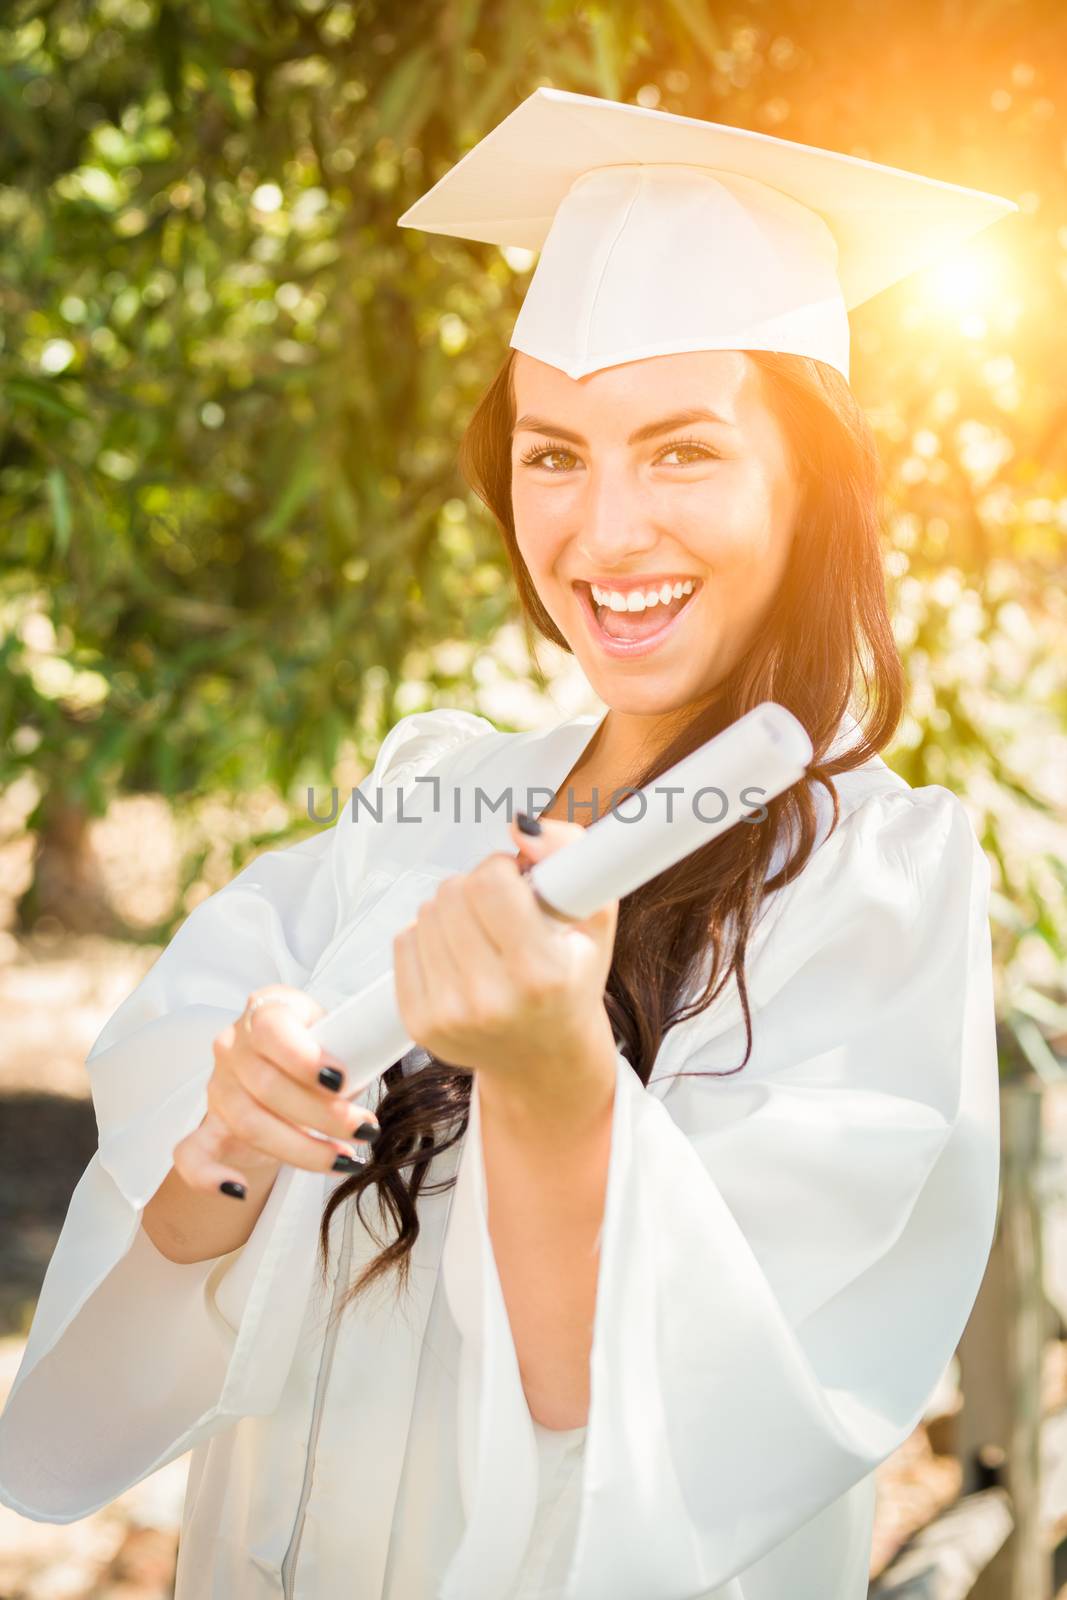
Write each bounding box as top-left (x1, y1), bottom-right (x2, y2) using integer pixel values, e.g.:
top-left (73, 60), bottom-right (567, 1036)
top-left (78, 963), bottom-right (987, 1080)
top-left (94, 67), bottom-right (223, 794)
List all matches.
top-left (510, 348), bottom-right (760, 425)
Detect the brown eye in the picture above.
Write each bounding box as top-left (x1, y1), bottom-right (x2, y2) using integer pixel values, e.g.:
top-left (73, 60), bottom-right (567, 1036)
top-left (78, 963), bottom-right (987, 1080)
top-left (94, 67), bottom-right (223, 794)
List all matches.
top-left (519, 444), bottom-right (579, 472)
top-left (656, 437), bottom-right (720, 466)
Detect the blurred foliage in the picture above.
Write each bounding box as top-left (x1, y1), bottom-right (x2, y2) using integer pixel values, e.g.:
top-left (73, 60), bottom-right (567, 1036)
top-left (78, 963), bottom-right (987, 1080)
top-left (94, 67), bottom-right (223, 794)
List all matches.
top-left (0, 0), bottom-right (1064, 1041)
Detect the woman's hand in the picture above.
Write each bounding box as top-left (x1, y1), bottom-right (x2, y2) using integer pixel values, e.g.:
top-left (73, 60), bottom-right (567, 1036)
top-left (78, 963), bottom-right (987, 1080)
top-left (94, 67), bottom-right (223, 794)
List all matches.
top-left (392, 814), bottom-right (619, 1106)
top-left (170, 985), bottom-right (381, 1194)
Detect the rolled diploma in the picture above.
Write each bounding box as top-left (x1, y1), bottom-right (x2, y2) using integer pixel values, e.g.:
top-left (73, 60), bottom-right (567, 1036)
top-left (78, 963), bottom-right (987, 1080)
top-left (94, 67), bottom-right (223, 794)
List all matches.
top-left (310, 701), bottom-right (813, 1098)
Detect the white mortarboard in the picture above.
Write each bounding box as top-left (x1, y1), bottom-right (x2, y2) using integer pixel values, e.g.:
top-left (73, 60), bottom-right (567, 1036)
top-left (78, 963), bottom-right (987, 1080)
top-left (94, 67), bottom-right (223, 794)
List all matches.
top-left (397, 87), bottom-right (1017, 384)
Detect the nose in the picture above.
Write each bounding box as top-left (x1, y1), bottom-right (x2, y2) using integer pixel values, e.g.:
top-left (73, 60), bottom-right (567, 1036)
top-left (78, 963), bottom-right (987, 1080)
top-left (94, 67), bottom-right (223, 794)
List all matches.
top-left (574, 461), bottom-right (659, 569)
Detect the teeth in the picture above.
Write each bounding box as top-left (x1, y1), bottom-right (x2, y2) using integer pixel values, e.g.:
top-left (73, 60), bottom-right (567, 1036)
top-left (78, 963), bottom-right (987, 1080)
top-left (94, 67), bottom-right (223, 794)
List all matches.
top-left (589, 579), bottom-right (696, 613)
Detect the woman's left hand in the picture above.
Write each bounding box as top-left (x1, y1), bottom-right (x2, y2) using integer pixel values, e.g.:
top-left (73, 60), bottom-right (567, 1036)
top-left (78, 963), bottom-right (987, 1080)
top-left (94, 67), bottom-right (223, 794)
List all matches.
top-left (392, 813), bottom-right (619, 1097)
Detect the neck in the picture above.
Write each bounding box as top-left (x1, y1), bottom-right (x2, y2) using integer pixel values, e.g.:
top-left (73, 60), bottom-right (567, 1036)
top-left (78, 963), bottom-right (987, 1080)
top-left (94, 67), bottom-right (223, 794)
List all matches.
top-left (550, 694), bottom-right (721, 825)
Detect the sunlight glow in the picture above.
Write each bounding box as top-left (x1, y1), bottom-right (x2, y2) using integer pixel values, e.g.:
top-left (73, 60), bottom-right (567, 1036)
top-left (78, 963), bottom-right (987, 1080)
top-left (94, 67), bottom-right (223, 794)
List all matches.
top-left (916, 238), bottom-right (1014, 339)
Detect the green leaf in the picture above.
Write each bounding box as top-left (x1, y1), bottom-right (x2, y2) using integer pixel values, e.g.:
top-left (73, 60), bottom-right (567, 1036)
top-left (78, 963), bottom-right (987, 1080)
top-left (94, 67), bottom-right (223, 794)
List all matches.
top-left (154, 3), bottom-right (184, 111)
top-left (205, 0), bottom-right (266, 51)
top-left (3, 377), bottom-right (87, 423)
top-left (1004, 1011), bottom-right (1066, 1084)
top-left (374, 43), bottom-right (442, 146)
top-left (663, 0), bottom-right (720, 65)
top-left (253, 450), bottom-right (319, 544)
top-left (0, 65), bottom-right (46, 158)
top-left (588, 7), bottom-right (623, 100)
top-left (45, 468), bottom-right (73, 557)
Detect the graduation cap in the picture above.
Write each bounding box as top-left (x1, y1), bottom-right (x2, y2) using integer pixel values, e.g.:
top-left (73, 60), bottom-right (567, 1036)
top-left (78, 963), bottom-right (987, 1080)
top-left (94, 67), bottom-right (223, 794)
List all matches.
top-left (397, 87), bottom-right (1017, 383)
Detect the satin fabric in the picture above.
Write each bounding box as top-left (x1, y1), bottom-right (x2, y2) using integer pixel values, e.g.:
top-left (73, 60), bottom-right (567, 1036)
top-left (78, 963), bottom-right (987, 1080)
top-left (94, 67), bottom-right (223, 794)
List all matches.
top-left (0, 706), bottom-right (998, 1600)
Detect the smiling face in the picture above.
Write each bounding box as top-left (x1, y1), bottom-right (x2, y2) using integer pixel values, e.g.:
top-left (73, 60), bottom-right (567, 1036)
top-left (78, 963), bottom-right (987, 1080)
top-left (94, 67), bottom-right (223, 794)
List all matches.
top-left (510, 349), bottom-right (802, 720)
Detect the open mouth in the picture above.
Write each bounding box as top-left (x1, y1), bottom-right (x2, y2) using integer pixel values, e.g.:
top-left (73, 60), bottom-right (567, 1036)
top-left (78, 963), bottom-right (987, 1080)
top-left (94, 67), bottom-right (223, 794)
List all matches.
top-left (573, 579), bottom-right (703, 656)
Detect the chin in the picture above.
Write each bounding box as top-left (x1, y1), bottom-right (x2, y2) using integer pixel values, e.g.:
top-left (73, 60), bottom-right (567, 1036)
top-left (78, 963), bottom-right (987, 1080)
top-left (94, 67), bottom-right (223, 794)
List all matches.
top-left (581, 671), bottom-right (709, 717)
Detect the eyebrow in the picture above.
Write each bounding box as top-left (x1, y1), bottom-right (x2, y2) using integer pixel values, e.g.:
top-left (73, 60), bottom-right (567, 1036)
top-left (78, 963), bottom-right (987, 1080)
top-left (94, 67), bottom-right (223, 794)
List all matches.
top-left (512, 407), bottom-right (736, 447)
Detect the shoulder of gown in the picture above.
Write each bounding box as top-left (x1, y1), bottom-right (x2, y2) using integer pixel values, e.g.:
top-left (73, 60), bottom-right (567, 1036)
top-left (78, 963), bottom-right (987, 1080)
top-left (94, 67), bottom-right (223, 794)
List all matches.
top-left (0, 706), bottom-right (497, 1523)
top-left (436, 756), bottom-right (1000, 1600)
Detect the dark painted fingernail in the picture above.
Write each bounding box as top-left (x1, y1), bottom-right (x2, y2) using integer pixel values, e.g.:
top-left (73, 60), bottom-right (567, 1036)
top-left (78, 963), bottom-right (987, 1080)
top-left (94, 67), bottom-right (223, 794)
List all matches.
top-left (331, 1153), bottom-right (363, 1172)
top-left (516, 811), bottom-right (542, 837)
top-left (353, 1121), bottom-right (380, 1142)
top-left (219, 1180), bottom-right (246, 1199)
top-left (318, 1065), bottom-right (344, 1092)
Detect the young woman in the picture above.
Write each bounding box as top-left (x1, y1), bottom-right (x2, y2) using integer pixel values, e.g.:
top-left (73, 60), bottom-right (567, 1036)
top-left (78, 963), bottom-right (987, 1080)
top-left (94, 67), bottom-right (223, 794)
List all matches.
top-left (0, 92), bottom-right (1011, 1600)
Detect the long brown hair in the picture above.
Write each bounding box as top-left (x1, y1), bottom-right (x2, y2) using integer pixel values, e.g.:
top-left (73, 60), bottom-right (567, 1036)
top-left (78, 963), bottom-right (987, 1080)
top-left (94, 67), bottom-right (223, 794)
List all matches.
top-left (318, 348), bottom-right (905, 1312)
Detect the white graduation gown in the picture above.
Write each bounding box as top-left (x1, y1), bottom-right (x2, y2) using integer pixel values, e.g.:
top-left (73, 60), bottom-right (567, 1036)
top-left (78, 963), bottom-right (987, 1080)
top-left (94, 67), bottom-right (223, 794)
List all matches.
top-left (0, 705), bottom-right (1000, 1600)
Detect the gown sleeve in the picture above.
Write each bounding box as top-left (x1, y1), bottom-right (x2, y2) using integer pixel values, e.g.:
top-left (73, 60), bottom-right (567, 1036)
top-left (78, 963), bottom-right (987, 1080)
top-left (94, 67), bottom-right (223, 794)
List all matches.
top-left (0, 707), bottom-right (494, 1523)
top-left (438, 783), bottom-right (1001, 1600)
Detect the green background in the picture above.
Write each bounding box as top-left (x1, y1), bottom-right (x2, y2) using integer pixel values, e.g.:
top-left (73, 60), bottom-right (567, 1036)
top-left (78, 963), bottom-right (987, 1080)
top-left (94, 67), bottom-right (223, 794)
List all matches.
top-left (1, 0), bottom-right (1064, 1072)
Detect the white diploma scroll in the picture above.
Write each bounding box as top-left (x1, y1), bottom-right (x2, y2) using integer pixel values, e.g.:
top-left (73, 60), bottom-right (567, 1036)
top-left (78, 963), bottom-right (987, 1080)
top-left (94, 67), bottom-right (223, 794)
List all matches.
top-left (311, 701), bottom-right (813, 1098)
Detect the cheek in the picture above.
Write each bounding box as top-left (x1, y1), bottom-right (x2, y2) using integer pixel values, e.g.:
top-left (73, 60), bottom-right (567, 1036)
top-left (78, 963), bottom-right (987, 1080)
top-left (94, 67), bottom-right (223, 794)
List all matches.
top-left (668, 470), bottom-right (776, 568)
top-left (699, 464), bottom-right (793, 566)
top-left (512, 477), bottom-right (573, 568)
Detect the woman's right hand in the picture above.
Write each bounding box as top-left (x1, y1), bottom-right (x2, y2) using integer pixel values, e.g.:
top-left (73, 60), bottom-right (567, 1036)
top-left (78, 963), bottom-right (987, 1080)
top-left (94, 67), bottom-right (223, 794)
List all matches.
top-left (170, 984), bottom-right (380, 1196)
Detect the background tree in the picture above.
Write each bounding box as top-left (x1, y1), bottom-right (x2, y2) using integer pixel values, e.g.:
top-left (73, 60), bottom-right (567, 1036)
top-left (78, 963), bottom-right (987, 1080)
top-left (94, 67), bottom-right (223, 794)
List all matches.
top-left (1, 1), bottom-right (1064, 1060)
